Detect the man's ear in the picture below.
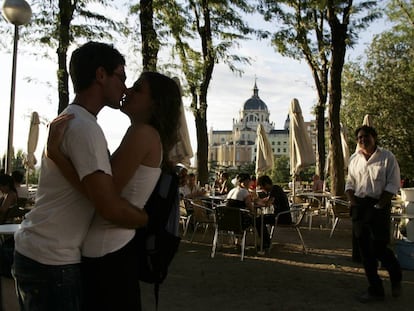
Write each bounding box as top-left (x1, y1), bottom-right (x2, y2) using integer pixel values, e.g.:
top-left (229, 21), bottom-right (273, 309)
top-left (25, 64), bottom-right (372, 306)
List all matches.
top-left (95, 66), bottom-right (107, 83)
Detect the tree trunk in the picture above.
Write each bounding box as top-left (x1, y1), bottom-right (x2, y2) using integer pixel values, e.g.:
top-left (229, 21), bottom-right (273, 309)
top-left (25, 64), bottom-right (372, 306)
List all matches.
top-left (327, 13), bottom-right (347, 196)
top-left (57, 0), bottom-right (73, 114)
top-left (195, 107), bottom-right (209, 185)
top-left (140, 0), bottom-right (158, 71)
top-left (316, 103), bottom-right (326, 178)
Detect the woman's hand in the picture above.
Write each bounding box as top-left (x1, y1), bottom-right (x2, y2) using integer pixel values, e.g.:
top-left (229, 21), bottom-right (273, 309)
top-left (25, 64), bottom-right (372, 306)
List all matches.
top-left (46, 114), bottom-right (74, 159)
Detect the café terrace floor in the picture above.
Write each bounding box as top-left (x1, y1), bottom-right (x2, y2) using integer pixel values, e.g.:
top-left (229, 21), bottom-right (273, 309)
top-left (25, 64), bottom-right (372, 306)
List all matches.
top-left (2, 217), bottom-right (413, 311)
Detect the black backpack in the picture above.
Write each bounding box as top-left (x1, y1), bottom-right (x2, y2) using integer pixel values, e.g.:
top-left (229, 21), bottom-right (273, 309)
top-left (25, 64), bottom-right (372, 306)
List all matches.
top-left (135, 170), bottom-right (181, 308)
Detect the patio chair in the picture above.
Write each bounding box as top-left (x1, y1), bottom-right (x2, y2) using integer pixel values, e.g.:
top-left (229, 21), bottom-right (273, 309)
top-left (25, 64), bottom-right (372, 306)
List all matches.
top-left (211, 205), bottom-right (253, 261)
top-left (187, 200), bottom-right (215, 243)
top-left (179, 199), bottom-right (193, 238)
top-left (328, 196), bottom-right (351, 238)
top-left (268, 203), bottom-right (308, 253)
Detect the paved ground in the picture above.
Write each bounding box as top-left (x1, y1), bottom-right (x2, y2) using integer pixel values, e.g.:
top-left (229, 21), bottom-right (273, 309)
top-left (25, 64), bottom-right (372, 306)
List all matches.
top-left (2, 217), bottom-right (413, 311)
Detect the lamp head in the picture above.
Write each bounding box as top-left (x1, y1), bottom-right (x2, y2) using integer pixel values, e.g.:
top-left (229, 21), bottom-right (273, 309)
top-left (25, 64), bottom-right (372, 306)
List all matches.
top-left (2, 0), bottom-right (32, 26)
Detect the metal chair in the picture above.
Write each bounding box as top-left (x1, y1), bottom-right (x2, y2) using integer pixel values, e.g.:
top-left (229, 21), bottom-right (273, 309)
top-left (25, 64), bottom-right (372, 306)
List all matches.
top-left (328, 196), bottom-right (351, 238)
top-left (211, 205), bottom-right (253, 261)
top-left (268, 203), bottom-right (309, 253)
top-left (188, 200), bottom-right (215, 243)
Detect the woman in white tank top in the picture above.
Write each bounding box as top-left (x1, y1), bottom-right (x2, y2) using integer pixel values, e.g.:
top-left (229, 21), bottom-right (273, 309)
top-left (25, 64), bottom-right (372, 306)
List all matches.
top-left (46, 72), bottom-right (182, 310)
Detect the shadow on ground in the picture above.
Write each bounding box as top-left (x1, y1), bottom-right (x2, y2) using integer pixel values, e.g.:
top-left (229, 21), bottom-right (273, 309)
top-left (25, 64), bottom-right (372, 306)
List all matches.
top-left (142, 218), bottom-right (413, 311)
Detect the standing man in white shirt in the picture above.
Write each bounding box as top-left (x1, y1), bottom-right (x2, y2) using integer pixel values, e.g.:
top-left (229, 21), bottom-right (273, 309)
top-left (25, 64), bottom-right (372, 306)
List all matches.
top-left (345, 125), bottom-right (402, 303)
top-left (13, 42), bottom-right (148, 311)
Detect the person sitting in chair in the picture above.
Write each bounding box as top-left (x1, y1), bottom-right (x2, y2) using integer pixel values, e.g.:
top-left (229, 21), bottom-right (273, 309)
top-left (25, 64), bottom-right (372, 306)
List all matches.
top-left (226, 173), bottom-right (254, 229)
top-left (0, 174), bottom-right (18, 224)
top-left (255, 175), bottom-right (292, 250)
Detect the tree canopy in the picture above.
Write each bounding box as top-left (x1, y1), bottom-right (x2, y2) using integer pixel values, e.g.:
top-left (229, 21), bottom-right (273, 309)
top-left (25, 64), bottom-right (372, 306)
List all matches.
top-left (342, 0), bottom-right (414, 180)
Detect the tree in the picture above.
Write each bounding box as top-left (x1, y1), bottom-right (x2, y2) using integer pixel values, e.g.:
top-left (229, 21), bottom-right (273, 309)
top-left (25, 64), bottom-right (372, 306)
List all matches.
top-left (258, 0), bottom-right (330, 180)
top-left (153, 0), bottom-right (255, 184)
top-left (130, 0), bottom-right (160, 71)
top-left (6, 0), bottom-right (127, 113)
top-left (342, 2), bottom-right (414, 179)
top-left (258, 0), bottom-right (380, 195)
top-left (272, 155), bottom-right (290, 184)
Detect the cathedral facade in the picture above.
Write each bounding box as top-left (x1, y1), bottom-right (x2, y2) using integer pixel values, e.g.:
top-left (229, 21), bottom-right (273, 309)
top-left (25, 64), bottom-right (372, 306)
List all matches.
top-left (208, 82), bottom-right (315, 168)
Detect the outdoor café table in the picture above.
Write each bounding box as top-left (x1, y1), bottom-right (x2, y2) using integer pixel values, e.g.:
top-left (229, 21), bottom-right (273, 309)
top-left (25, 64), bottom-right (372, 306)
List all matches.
top-left (201, 195), bottom-right (226, 208)
top-left (0, 224), bottom-right (20, 235)
top-left (0, 224), bottom-right (20, 311)
top-left (256, 205), bottom-right (274, 254)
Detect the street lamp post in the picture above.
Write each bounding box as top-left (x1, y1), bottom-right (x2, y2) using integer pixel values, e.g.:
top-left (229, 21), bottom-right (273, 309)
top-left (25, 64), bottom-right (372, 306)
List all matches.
top-left (2, 0), bottom-right (32, 174)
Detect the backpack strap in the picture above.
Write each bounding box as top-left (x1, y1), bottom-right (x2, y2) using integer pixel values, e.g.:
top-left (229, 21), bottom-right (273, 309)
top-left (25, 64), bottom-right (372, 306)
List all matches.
top-left (154, 282), bottom-right (160, 310)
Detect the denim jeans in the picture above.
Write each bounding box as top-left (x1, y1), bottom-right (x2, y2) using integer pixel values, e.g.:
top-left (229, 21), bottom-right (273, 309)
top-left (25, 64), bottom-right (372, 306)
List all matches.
top-left (12, 251), bottom-right (82, 311)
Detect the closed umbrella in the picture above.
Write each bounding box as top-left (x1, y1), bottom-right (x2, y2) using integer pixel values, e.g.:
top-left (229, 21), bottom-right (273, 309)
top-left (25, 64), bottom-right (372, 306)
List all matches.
top-left (341, 123), bottom-right (350, 168)
top-left (289, 98), bottom-right (316, 196)
top-left (25, 111), bottom-right (40, 184)
top-left (255, 123), bottom-right (274, 253)
top-left (169, 77), bottom-right (193, 167)
top-left (363, 114), bottom-right (373, 126)
top-left (255, 123), bottom-right (274, 176)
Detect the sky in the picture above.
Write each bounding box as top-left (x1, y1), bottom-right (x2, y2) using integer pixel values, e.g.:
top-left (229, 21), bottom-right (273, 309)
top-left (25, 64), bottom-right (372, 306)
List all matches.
top-left (0, 3), bottom-right (390, 168)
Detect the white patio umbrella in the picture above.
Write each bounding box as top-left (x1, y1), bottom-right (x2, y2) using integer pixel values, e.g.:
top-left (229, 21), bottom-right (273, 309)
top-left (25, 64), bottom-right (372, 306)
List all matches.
top-left (363, 114), bottom-right (373, 126)
top-left (289, 98), bottom-right (316, 197)
top-left (169, 77), bottom-right (193, 167)
top-left (255, 123), bottom-right (274, 176)
top-left (25, 111), bottom-right (40, 184)
top-left (341, 124), bottom-right (350, 168)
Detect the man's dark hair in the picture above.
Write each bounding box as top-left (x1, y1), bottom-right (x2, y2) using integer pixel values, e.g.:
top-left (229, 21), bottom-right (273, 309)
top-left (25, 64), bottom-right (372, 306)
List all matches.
top-left (257, 175), bottom-right (272, 187)
top-left (11, 170), bottom-right (24, 183)
top-left (69, 41), bottom-right (125, 93)
top-left (354, 125), bottom-right (378, 143)
top-left (237, 173), bottom-right (251, 184)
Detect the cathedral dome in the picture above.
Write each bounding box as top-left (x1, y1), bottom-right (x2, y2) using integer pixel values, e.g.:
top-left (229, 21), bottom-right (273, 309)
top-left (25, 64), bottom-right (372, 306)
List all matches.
top-left (243, 82), bottom-right (268, 111)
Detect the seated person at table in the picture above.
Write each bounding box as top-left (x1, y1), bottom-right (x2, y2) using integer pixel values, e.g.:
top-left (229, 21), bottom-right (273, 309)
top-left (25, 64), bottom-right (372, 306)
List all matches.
top-left (11, 170), bottom-right (29, 200)
top-left (218, 172), bottom-right (234, 195)
top-left (182, 173), bottom-right (206, 199)
top-left (256, 175), bottom-right (293, 249)
top-left (226, 173), bottom-right (254, 229)
top-left (312, 174), bottom-right (324, 192)
top-left (0, 174), bottom-right (18, 224)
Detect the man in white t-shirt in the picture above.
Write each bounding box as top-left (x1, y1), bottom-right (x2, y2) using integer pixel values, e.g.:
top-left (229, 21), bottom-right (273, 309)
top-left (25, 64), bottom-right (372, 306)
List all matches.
top-left (13, 42), bottom-right (148, 311)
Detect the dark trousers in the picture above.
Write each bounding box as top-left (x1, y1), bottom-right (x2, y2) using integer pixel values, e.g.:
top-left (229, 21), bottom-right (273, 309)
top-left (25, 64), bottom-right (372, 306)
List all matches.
top-left (81, 235), bottom-right (141, 311)
top-left (13, 251), bottom-right (81, 311)
top-left (353, 196), bottom-right (402, 294)
top-left (255, 215), bottom-right (274, 248)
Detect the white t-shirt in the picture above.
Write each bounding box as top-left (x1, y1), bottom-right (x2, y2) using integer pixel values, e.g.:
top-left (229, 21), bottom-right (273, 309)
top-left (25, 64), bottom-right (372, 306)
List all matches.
top-left (82, 164), bottom-right (161, 257)
top-left (226, 186), bottom-right (250, 201)
top-left (14, 104), bottom-right (112, 265)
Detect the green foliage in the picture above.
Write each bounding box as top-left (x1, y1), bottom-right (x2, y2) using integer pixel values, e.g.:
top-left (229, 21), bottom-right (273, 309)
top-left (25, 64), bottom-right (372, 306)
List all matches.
top-left (19, 1), bottom-right (128, 53)
top-left (342, 12), bottom-right (414, 179)
top-left (271, 155), bottom-right (290, 184)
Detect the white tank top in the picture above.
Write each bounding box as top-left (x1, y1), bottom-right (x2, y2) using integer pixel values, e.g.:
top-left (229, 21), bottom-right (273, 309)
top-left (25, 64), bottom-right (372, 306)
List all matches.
top-left (82, 164), bottom-right (161, 257)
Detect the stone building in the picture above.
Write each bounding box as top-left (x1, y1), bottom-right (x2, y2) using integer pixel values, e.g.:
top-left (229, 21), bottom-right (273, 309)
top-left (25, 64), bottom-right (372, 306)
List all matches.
top-left (208, 82), bottom-right (315, 169)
